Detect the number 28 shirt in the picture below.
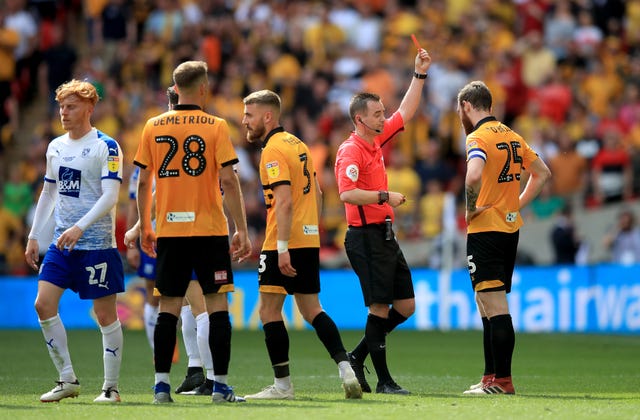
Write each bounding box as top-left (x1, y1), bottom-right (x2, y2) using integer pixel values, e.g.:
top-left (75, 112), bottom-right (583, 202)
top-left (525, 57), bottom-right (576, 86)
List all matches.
top-left (465, 116), bottom-right (540, 234)
top-left (134, 104), bottom-right (238, 237)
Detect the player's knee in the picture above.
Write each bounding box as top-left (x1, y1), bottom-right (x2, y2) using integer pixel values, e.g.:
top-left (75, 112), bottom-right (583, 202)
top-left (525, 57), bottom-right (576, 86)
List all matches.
top-left (258, 305), bottom-right (283, 323)
top-left (94, 310), bottom-right (118, 327)
top-left (34, 298), bottom-right (55, 319)
top-left (301, 306), bottom-right (324, 324)
top-left (394, 299), bottom-right (415, 318)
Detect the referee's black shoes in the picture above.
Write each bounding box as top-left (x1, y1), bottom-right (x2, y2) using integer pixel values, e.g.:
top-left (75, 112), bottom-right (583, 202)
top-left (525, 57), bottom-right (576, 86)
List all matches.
top-left (376, 380), bottom-right (410, 395)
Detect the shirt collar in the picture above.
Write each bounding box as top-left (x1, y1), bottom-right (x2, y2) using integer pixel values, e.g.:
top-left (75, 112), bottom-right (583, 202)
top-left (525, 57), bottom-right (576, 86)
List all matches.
top-left (172, 104), bottom-right (201, 111)
top-left (350, 131), bottom-right (378, 152)
top-left (472, 116), bottom-right (497, 133)
top-left (262, 126), bottom-right (285, 148)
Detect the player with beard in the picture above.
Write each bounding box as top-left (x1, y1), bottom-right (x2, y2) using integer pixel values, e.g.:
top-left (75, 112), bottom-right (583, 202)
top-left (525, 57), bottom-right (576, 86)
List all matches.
top-left (457, 81), bottom-right (550, 395)
top-left (241, 89), bottom-right (362, 400)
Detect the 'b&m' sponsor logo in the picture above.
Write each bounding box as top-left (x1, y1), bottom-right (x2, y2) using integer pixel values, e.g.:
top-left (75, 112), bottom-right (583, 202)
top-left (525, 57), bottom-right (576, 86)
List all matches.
top-left (58, 166), bottom-right (81, 197)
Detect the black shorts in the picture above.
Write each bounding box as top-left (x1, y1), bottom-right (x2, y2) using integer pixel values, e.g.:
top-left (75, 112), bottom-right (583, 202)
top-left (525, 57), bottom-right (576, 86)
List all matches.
top-left (258, 248), bottom-right (320, 295)
top-left (344, 224), bottom-right (414, 306)
top-left (466, 231), bottom-right (519, 293)
top-left (156, 236), bottom-right (233, 297)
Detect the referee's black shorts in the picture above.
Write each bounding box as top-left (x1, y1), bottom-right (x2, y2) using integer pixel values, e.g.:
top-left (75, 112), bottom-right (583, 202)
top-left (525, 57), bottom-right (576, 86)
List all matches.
top-left (466, 230), bottom-right (519, 293)
top-left (156, 236), bottom-right (234, 297)
top-left (344, 224), bottom-right (414, 306)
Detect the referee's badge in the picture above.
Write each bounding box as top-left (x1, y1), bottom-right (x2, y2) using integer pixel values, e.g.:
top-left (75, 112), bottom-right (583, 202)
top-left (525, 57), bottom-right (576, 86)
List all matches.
top-left (266, 161), bottom-right (280, 178)
top-left (346, 164), bottom-right (359, 182)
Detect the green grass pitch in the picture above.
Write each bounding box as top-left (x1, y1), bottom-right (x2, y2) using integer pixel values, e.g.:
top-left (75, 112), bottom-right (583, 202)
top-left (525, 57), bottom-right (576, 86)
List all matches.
top-left (0, 328), bottom-right (638, 419)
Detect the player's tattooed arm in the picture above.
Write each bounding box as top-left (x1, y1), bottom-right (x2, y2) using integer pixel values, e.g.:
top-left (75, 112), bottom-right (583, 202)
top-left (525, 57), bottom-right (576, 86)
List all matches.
top-left (466, 185), bottom-right (478, 212)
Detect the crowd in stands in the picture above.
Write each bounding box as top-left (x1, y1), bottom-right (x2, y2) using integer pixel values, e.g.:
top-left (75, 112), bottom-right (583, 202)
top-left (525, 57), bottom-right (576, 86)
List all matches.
top-left (1, 0), bottom-right (640, 274)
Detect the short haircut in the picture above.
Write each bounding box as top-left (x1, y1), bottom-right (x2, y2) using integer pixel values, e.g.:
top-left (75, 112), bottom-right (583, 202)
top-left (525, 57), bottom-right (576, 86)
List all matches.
top-left (348, 92), bottom-right (380, 123)
top-left (457, 81), bottom-right (492, 111)
top-left (167, 85), bottom-right (179, 107)
top-left (243, 89), bottom-right (281, 110)
top-left (55, 79), bottom-right (99, 105)
top-left (173, 61), bottom-right (208, 92)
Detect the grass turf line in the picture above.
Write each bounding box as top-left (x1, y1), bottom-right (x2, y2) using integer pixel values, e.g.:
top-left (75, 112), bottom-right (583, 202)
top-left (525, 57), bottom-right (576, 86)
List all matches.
top-left (0, 329), bottom-right (638, 419)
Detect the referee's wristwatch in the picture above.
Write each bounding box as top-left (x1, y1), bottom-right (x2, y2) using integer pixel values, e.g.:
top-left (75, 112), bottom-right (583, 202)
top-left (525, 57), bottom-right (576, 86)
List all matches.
top-left (378, 190), bottom-right (389, 205)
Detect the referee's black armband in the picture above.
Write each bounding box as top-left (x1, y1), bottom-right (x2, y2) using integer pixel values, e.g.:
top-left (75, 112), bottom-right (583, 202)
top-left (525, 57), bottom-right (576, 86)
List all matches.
top-left (378, 191), bottom-right (389, 205)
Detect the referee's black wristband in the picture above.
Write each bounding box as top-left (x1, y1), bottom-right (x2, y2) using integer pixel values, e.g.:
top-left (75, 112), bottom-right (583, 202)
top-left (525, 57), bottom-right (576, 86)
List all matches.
top-left (414, 72), bottom-right (427, 79)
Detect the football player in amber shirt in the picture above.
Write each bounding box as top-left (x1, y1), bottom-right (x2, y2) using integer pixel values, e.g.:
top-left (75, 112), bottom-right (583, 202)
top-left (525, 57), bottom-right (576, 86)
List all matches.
top-left (459, 81), bottom-right (550, 396)
top-left (134, 61), bottom-right (250, 404)
top-left (240, 89), bottom-right (361, 400)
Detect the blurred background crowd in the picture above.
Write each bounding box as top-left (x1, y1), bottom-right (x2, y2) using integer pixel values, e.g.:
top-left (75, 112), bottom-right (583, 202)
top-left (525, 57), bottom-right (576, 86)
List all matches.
top-left (2, 0), bottom-right (640, 275)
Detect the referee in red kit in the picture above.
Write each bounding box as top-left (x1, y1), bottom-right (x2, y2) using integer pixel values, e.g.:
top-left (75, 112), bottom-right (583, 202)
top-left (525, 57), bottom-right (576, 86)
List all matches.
top-left (334, 47), bottom-right (431, 395)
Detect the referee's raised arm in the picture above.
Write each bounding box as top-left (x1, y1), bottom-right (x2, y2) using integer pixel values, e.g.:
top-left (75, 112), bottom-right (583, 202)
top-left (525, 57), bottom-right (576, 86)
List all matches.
top-left (398, 48), bottom-right (432, 122)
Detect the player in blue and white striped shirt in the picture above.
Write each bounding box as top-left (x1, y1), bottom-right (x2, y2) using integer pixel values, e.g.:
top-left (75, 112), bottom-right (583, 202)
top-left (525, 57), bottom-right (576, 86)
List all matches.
top-left (25, 79), bottom-right (125, 404)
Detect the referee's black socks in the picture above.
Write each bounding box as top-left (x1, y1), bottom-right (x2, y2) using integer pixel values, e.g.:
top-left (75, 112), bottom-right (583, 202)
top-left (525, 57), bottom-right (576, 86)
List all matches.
top-left (365, 313), bottom-right (392, 383)
top-left (350, 307), bottom-right (407, 362)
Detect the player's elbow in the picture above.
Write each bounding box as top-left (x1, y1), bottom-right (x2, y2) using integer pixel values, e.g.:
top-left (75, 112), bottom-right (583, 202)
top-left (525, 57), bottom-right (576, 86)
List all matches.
top-left (339, 190), bottom-right (355, 204)
top-left (465, 172), bottom-right (482, 187)
top-left (537, 165), bottom-right (552, 185)
top-left (220, 174), bottom-right (239, 194)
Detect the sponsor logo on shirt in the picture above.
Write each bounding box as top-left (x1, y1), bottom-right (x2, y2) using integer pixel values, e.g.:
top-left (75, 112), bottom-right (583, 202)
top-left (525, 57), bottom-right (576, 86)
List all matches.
top-left (108, 156), bottom-right (120, 173)
top-left (266, 161), bottom-right (280, 178)
top-left (506, 212), bottom-right (517, 223)
top-left (166, 212), bottom-right (196, 222)
top-left (58, 166), bottom-right (81, 198)
top-left (303, 224), bottom-right (319, 235)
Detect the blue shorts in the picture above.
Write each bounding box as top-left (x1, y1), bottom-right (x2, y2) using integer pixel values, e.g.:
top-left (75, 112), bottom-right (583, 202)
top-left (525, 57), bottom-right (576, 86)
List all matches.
top-left (137, 248), bottom-right (157, 280)
top-left (40, 245), bottom-right (125, 300)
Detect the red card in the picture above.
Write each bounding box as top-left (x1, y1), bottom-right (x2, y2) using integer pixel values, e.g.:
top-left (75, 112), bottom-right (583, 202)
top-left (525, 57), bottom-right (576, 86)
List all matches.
top-left (411, 34), bottom-right (421, 50)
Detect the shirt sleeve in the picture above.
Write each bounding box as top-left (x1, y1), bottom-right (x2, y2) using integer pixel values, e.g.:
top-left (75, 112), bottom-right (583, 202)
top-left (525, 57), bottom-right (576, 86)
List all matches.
top-left (75, 179), bottom-right (120, 231)
top-left (101, 138), bottom-right (123, 182)
top-left (134, 121), bottom-right (152, 170)
top-left (262, 144), bottom-right (291, 188)
top-left (215, 120), bottom-right (239, 168)
top-left (466, 135), bottom-right (487, 162)
top-left (335, 143), bottom-right (361, 194)
top-left (519, 137), bottom-right (540, 170)
top-left (378, 111), bottom-right (405, 148)
top-left (128, 167), bottom-right (139, 200)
